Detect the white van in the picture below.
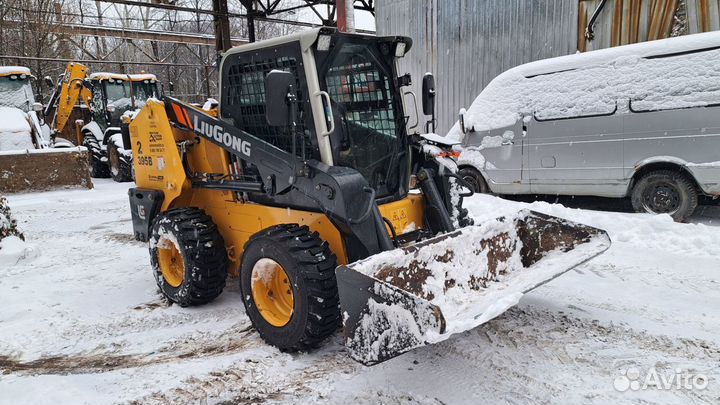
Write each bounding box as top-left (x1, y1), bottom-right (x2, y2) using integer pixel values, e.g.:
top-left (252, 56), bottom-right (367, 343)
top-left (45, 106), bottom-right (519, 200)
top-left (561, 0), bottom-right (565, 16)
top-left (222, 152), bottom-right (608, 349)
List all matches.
top-left (450, 32), bottom-right (720, 222)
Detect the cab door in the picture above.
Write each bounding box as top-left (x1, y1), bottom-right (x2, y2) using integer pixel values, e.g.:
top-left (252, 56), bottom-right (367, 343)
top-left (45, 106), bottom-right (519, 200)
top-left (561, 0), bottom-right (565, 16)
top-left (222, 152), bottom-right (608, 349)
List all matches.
top-left (90, 80), bottom-right (107, 130)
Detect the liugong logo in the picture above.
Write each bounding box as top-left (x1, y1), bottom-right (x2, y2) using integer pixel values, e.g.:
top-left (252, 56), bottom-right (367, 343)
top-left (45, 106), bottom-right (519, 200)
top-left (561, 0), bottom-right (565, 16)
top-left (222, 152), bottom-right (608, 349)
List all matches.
top-left (193, 115), bottom-right (251, 157)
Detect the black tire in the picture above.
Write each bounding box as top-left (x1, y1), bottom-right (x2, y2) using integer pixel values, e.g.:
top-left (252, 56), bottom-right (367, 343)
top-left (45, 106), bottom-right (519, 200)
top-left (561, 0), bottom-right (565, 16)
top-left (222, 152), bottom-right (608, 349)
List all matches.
top-left (149, 208), bottom-right (228, 306)
top-left (240, 224), bottom-right (340, 352)
top-left (107, 141), bottom-right (133, 182)
top-left (458, 166), bottom-right (489, 194)
top-left (631, 170), bottom-right (698, 222)
top-left (82, 135), bottom-right (111, 178)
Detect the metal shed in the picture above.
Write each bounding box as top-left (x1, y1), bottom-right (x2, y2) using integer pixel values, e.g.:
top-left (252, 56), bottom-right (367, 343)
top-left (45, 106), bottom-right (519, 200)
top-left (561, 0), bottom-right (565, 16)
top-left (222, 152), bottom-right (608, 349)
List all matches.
top-left (376, 0), bottom-right (719, 134)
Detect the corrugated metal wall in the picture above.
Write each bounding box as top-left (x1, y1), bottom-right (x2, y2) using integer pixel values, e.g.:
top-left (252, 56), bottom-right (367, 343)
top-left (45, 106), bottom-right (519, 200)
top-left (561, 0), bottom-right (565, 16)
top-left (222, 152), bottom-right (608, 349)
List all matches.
top-left (578, 0), bottom-right (679, 51)
top-left (579, 0), bottom-right (720, 52)
top-left (376, 0), bottom-right (579, 134)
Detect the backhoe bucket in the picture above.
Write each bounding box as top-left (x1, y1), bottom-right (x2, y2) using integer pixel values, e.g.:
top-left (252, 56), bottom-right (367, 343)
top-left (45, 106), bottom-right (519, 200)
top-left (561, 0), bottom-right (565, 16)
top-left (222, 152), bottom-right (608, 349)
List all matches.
top-left (336, 210), bottom-right (611, 365)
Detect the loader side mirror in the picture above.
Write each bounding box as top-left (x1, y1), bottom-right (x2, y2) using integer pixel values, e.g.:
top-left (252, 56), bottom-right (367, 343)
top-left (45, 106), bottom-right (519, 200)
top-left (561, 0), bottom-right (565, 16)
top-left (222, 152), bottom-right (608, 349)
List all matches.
top-left (265, 70), bottom-right (298, 127)
top-left (422, 73), bottom-right (436, 117)
top-left (44, 76), bottom-right (54, 88)
top-left (168, 81), bottom-right (174, 94)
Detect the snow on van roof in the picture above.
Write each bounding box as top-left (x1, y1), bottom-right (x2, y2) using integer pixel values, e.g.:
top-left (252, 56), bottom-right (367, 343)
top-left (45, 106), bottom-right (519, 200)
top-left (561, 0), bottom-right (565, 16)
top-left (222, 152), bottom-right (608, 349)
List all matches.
top-left (0, 66), bottom-right (32, 77)
top-left (448, 31), bottom-right (720, 140)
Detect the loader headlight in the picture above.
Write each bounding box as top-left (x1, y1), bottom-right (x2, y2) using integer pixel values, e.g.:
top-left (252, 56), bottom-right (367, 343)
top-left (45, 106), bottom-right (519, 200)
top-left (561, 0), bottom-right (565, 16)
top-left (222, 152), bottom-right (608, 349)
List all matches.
top-left (317, 35), bottom-right (332, 51)
top-left (395, 42), bottom-right (406, 58)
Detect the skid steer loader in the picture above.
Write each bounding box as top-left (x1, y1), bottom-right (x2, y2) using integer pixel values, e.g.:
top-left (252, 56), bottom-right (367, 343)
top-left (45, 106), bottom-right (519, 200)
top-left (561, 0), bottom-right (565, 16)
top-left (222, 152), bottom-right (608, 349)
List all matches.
top-left (126, 28), bottom-right (611, 365)
top-left (45, 63), bottom-right (161, 182)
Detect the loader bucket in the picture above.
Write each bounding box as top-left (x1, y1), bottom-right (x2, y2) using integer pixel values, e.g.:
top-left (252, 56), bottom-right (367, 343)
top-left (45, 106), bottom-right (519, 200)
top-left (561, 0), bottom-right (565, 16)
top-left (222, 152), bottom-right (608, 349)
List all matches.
top-left (336, 210), bottom-right (611, 365)
top-left (0, 147), bottom-right (92, 193)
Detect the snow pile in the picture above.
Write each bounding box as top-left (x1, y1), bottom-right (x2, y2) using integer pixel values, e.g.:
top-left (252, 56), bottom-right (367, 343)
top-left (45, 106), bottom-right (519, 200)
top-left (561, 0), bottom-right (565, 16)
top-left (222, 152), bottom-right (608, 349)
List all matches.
top-left (202, 98), bottom-right (219, 111)
top-left (0, 197), bottom-right (36, 265)
top-left (0, 235), bottom-right (39, 266)
top-left (448, 31), bottom-right (720, 139)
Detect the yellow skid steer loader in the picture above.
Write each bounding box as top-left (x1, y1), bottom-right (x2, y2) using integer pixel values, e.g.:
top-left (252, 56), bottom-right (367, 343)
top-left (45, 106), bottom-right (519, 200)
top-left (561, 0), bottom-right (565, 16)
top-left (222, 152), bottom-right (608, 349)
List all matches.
top-left (126, 28), bottom-right (611, 365)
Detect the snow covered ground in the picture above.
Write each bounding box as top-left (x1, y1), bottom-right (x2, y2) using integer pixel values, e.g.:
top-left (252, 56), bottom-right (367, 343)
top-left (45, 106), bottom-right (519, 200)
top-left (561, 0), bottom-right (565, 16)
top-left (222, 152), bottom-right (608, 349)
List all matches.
top-left (1, 179), bottom-right (718, 404)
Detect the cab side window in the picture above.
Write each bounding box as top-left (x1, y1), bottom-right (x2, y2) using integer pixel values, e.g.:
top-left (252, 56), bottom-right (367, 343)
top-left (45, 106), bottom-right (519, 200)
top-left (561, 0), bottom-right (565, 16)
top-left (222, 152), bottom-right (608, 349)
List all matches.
top-left (222, 46), bottom-right (318, 160)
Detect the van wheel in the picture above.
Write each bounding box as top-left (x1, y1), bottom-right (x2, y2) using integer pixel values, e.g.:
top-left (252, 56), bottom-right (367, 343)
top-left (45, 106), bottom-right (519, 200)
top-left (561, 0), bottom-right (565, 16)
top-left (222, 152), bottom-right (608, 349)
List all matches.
top-left (240, 224), bottom-right (340, 352)
top-left (107, 141), bottom-right (133, 182)
top-left (82, 135), bottom-right (110, 178)
top-left (149, 208), bottom-right (228, 306)
top-left (458, 166), bottom-right (489, 194)
top-left (631, 170), bottom-right (698, 222)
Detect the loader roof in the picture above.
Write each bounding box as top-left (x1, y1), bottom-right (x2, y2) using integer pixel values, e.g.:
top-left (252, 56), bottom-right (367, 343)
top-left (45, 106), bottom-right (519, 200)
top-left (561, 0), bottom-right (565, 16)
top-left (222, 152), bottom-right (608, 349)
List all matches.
top-left (88, 72), bottom-right (157, 82)
top-left (221, 27), bottom-right (410, 58)
top-left (0, 66), bottom-right (32, 77)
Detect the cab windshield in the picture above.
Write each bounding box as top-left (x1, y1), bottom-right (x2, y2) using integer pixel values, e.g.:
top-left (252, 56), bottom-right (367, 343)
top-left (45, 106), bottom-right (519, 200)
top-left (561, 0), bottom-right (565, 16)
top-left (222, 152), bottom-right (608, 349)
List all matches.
top-left (0, 75), bottom-right (35, 112)
top-left (104, 80), bottom-right (132, 109)
top-left (132, 81), bottom-right (158, 106)
top-left (319, 39), bottom-right (407, 199)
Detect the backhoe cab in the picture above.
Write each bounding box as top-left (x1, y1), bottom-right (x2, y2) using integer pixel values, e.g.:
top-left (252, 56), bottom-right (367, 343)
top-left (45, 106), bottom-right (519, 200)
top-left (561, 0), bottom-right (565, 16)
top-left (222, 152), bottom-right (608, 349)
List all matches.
top-left (127, 28), bottom-right (610, 365)
top-left (45, 63), bottom-right (160, 182)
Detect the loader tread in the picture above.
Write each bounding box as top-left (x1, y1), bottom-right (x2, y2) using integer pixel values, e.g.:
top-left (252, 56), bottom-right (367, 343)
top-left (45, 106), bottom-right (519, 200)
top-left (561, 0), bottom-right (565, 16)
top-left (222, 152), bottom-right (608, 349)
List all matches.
top-left (240, 224), bottom-right (341, 352)
top-left (83, 135), bottom-right (110, 178)
top-left (149, 208), bottom-right (228, 307)
top-left (107, 139), bottom-right (133, 182)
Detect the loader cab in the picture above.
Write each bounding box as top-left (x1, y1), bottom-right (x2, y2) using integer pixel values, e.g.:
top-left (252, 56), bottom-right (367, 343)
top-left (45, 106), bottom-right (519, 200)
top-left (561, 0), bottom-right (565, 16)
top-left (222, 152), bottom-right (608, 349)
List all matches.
top-left (219, 28), bottom-right (413, 202)
top-left (88, 73), bottom-right (158, 130)
top-left (88, 73), bottom-right (132, 129)
top-left (0, 67), bottom-right (38, 113)
top-left (128, 74), bottom-right (159, 108)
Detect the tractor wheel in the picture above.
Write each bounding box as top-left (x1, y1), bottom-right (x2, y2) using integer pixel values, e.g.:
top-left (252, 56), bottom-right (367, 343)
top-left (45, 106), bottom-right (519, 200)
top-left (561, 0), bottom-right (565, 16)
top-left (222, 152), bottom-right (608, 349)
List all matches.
top-left (240, 224), bottom-right (340, 351)
top-left (82, 135), bottom-right (110, 178)
top-left (631, 170), bottom-right (698, 222)
top-left (149, 208), bottom-right (228, 306)
top-left (107, 141), bottom-right (133, 182)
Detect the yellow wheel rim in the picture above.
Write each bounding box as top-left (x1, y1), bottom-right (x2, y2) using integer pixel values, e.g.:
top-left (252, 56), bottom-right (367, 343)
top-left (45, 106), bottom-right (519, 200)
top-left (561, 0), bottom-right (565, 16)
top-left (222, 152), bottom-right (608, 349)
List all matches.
top-left (157, 238), bottom-right (184, 288)
top-left (251, 258), bottom-right (294, 327)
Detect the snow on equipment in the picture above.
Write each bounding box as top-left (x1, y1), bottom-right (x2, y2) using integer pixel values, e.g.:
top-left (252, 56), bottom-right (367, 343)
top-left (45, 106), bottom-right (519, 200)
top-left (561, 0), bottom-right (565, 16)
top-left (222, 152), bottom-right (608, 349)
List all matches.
top-left (126, 28), bottom-right (611, 365)
top-left (44, 63), bottom-right (161, 182)
top-left (0, 66), bottom-right (91, 193)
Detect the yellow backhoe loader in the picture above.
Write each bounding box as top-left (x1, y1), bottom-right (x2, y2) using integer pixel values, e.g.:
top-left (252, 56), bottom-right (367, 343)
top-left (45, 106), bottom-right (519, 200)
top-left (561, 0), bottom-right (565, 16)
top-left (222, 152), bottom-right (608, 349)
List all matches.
top-left (45, 63), bottom-right (161, 182)
top-left (0, 66), bottom-right (91, 193)
top-left (126, 28), bottom-right (611, 365)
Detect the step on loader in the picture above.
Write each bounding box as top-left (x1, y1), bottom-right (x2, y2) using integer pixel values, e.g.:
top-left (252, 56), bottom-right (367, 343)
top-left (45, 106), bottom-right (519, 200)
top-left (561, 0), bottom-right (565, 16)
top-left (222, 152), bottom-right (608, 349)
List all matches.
top-left (126, 28), bottom-right (611, 365)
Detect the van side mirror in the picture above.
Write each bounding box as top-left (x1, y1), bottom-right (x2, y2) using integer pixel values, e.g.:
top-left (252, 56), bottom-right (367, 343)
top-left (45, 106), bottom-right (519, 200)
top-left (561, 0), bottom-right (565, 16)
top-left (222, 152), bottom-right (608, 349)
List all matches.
top-left (422, 73), bottom-right (436, 117)
top-left (265, 70), bottom-right (298, 127)
top-left (44, 76), bottom-right (54, 88)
